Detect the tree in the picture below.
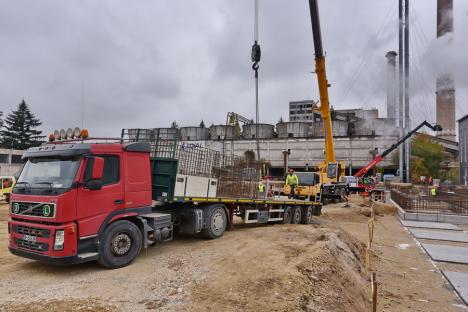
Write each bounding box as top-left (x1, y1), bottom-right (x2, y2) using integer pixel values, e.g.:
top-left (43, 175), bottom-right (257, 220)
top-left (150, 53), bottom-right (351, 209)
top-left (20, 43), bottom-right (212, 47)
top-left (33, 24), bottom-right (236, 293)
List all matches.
top-left (170, 121), bottom-right (179, 129)
top-left (1, 100), bottom-right (44, 149)
top-left (199, 120), bottom-right (205, 128)
top-left (411, 135), bottom-right (445, 179)
top-left (278, 116), bottom-right (284, 123)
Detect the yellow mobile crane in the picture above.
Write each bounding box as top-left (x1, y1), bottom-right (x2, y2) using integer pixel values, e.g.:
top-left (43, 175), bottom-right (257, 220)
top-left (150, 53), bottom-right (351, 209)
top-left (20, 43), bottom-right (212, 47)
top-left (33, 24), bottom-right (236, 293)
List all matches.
top-left (284, 0), bottom-right (347, 202)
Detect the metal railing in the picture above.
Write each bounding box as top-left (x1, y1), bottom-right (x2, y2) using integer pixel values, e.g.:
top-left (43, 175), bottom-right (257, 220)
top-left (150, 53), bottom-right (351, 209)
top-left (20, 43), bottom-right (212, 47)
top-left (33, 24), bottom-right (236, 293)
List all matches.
top-left (391, 189), bottom-right (468, 216)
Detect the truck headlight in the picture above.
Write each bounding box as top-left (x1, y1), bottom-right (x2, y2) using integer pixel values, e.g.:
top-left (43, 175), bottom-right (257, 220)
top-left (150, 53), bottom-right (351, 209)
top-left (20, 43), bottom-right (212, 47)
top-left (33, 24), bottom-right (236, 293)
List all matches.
top-left (54, 230), bottom-right (65, 251)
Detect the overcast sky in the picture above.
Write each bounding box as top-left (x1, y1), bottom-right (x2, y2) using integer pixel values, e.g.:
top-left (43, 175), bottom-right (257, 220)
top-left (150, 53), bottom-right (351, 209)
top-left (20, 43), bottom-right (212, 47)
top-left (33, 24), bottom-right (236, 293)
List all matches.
top-left (1, 0), bottom-right (467, 137)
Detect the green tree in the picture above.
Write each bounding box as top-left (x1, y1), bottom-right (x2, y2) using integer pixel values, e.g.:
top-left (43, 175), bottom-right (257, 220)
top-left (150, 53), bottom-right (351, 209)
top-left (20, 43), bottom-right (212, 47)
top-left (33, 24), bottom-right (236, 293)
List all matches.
top-left (278, 116), bottom-right (284, 123)
top-left (411, 135), bottom-right (445, 179)
top-left (199, 120), bottom-right (205, 128)
top-left (1, 100), bottom-right (44, 149)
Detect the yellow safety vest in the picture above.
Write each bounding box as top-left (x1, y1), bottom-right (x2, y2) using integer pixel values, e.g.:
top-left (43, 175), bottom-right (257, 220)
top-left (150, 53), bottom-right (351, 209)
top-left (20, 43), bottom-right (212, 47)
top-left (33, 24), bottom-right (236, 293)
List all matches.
top-left (258, 183), bottom-right (265, 192)
top-left (431, 188), bottom-right (436, 196)
top-left (285, 174), bottom-right (299, 186)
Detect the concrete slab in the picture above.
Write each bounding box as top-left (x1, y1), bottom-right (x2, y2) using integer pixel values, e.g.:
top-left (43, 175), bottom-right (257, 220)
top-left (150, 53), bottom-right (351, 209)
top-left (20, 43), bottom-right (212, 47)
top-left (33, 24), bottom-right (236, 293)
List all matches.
top-left (442, 271), bottom-right (468, 305)
top-left (409, 228), bottom-right (468, 243)
top-left (401, 220), bottom-right (462, 231)
top-left (422, 244), bottom-right (468, 264)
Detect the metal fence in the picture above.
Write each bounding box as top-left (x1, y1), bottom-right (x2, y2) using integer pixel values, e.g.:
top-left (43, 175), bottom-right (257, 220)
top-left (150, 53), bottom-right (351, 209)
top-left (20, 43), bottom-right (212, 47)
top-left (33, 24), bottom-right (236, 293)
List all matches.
top-left (391, 189), bottom-right (468, 216)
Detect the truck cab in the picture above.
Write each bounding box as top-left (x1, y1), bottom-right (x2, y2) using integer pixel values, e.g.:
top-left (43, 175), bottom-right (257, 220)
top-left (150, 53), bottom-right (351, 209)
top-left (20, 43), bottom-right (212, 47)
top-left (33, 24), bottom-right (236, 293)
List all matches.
top-left (8, 141), bottom-right (157, 267)
top-left (284, 161), bottom-right (347, 201)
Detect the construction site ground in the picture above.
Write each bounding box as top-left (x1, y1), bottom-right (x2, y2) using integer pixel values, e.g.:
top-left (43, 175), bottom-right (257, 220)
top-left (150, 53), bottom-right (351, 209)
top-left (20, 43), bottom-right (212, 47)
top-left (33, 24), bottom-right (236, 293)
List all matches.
top-left (0, 197), bottom-right (466, 312)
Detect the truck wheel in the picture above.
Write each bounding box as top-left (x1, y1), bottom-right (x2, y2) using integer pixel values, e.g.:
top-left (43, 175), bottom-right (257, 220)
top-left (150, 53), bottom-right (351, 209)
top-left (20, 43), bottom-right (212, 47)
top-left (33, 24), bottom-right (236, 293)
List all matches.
top-left (291, 206), bottom-right (302, 224)
top-left (97, 220), bottom-right (142, 269)
top-left (301, 206), bottom-right (313, 224)
top-left (282, 206), bottom-right (292, 224)
top-left (312, 205), bottom-right (322, 216)
top-left (203, 205), bottom-right (227, 239)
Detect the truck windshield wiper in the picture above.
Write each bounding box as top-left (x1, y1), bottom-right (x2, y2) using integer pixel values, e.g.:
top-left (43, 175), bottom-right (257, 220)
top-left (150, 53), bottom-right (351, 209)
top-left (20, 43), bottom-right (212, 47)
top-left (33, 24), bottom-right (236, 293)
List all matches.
top-left (34, 181), bottom-right (54, 190)
top-left (15, 181), bottom-right (30, 187)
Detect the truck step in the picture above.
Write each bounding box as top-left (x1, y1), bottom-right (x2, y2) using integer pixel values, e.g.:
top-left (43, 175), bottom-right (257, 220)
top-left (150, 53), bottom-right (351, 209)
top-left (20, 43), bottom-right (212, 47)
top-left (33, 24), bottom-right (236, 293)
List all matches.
top-left (78, 252), bottom-right (99, 259)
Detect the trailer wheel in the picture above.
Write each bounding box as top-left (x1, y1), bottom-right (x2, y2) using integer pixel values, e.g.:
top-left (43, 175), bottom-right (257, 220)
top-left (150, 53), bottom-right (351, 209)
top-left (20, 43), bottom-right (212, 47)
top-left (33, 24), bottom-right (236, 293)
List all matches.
top-left (282, 206), bottom-right (292, 224)
top-left (291, 206), bottom-right (302, 224)
top-left (312, 205), bottom-right (322, 216)
top-left (301, 206), bottom-right (313, 224)
top-left (203, 204), bottom-right (227, 239)
top-left (97, 220), bottom-right (142, 269)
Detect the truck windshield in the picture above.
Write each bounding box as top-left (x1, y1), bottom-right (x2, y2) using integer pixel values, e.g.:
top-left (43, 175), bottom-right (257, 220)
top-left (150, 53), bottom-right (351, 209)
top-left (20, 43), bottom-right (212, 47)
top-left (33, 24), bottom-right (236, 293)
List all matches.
top-left (17, 157), bottom-right (80, 190)
top-left (295, 172), bottom-right (316, 186)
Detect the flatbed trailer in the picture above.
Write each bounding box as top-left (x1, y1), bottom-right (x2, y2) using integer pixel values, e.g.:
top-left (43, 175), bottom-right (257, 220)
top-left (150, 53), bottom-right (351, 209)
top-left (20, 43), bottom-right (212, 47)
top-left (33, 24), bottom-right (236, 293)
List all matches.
top-left (168, 196), bottom-right (321, 227)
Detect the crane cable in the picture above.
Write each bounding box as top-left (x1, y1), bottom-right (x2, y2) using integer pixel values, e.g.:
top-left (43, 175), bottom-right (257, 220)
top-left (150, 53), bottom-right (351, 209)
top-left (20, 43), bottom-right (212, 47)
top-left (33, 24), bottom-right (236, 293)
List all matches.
top-left (251, 0), bottom-right (261, 163)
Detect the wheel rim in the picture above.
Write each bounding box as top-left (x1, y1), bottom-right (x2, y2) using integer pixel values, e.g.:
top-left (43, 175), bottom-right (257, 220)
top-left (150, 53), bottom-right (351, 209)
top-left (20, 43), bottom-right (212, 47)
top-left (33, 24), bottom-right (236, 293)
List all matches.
top-left (211, 210), bottom-right (225, 235)
top-left (111, 233), bottom-right (132, 256)
top-left (294, 210), bottom-right (301, 223)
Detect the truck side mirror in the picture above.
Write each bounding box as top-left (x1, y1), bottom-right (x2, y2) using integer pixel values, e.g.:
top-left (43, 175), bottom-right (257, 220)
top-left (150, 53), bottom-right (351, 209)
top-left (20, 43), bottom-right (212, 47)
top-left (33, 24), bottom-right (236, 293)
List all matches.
top-left (92, 157), bottom-right (105, 180)
top-left (84, 156), bottom-right (105, 191)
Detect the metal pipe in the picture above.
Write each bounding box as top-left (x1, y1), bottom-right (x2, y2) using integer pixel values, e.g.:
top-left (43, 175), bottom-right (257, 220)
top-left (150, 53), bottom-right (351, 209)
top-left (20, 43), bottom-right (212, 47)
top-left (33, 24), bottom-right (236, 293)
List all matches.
top-left (404, 0), bottom-right (411, 183)
top-left (398, 0), bottom-right (405, 182)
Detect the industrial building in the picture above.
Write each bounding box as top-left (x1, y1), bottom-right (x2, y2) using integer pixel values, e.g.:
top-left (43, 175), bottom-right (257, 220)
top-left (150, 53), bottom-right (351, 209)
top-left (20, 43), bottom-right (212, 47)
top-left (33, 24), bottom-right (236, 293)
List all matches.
top-left (128, 106), bottom-right (403, 176)
top-left (0, 149), bottom-right (23, 176)
top-left (459, 114), bottom-right (468, 185)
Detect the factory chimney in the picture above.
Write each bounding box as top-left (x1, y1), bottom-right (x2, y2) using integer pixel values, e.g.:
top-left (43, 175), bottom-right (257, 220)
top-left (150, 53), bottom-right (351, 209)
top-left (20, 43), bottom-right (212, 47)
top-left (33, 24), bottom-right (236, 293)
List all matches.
top-left (385, 51), bottom-right (397, 123)
top-left (436, 0), bottom-right (456, 141)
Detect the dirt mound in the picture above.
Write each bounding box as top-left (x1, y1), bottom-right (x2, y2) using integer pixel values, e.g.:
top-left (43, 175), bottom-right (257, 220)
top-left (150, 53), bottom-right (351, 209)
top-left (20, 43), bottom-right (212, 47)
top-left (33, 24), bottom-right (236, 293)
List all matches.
top-left (297, 229), bottom-right (369, 312)
top-left (184, 225), bottom-right (370, 312)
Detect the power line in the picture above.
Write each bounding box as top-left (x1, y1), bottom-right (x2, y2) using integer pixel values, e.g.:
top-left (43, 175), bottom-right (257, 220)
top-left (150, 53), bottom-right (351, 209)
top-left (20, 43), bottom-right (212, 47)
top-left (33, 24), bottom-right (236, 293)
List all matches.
top-left (336, 0), bottom-right (397, 106)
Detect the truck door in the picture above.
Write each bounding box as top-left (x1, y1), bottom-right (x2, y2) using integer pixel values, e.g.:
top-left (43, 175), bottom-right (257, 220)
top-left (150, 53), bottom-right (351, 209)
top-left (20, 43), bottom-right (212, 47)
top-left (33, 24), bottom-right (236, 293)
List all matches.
top-left (76, 155), bottom-right (125, 237)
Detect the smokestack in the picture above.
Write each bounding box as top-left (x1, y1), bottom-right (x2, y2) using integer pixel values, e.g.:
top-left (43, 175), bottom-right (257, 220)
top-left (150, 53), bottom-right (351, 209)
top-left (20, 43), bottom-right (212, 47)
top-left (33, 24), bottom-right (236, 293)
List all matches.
top-left (436, 0), bottom-right (456, 141)
top-left (385, 51), bottom-right (397, 123)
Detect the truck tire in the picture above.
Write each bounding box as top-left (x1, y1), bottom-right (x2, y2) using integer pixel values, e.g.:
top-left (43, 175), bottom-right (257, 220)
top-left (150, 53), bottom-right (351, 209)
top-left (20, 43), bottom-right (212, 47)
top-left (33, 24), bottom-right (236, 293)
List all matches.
top-left (291, 206), bottom-right (302, 224)
top-left (202, 204), bottom-right (227, 239)
top-left (282, 206), bottom-right (292, 224)
top-left (301, 206), bottom-right (313, 224)
top-left (97, 220), bottom-right (142, 269)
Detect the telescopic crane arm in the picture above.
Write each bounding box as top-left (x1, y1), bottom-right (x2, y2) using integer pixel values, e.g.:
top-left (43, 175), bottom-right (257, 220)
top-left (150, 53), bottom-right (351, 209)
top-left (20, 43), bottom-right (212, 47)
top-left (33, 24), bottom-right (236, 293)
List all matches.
top-left (308, 0), bottom-right (336, 163)
top-left (354, 121), bottom-right (443, 177)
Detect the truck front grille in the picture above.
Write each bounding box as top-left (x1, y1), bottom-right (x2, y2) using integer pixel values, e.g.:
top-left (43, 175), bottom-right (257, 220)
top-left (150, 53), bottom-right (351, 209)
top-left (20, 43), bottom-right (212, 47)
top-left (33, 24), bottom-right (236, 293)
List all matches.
top-left (13, 225), bottom-right (50, 238)
top-left (11, 202), bottom-right (55, 218)
top-left (15, 238), bottom-right (49, 252)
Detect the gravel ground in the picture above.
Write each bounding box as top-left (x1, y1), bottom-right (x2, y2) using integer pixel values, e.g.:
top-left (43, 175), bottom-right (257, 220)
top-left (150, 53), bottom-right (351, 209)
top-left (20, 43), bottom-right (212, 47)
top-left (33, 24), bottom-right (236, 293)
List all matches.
top-left (0, 199), bottom-right (466, 311)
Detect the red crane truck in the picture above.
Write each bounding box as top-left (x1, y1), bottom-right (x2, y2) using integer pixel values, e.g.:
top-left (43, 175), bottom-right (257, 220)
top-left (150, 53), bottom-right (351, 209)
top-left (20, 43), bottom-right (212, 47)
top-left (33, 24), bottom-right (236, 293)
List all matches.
top-left (345, 121), bottom-right (442, 193)
top-left (8, 137), bottom-right (320, 268)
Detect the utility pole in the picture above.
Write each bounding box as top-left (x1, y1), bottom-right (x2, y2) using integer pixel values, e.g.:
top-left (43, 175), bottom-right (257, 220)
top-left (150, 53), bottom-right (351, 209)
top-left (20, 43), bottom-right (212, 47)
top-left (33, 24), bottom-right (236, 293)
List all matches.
top-left (398, 0), bottom-right (405, 182)
top-left (404, 0), bottom-right (411, 183)
top-left (398, 0), bottom-right (411, 183)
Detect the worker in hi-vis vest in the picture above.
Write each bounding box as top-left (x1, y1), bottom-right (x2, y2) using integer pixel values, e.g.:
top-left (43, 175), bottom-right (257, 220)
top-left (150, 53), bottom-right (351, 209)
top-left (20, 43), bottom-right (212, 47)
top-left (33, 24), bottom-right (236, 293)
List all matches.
top-left (285, 168), bottom-right (299, 199)
top-left (258, 181), bottom-right (265, 198)
top-left (431, 187), bottom-right (437, 196)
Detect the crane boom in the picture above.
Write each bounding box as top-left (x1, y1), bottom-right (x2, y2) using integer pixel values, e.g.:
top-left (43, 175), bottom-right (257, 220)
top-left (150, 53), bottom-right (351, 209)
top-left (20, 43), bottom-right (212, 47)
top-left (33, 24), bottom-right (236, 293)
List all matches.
top-left (354, 121), bottom-right (442, 177)
top-left (308, 0), bottom-right (335, 163)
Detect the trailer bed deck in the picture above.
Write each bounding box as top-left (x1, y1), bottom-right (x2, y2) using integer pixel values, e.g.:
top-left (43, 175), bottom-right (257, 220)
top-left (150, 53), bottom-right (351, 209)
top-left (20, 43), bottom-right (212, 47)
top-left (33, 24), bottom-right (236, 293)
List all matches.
top-left (172, 196), bottom-right (320, 206)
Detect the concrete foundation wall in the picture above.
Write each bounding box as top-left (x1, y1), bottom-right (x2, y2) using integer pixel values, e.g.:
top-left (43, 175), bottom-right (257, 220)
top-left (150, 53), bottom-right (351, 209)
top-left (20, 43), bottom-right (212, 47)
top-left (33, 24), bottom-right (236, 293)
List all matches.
top-left (189, 136), bottom-right (399, 169)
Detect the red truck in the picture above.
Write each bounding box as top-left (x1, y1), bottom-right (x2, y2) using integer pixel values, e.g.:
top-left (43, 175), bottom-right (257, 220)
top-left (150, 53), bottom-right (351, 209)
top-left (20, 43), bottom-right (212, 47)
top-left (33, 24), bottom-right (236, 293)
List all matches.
top-left (8, 136), bottom-right (320, 268)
